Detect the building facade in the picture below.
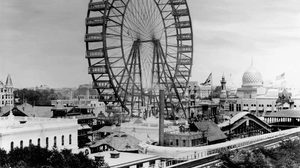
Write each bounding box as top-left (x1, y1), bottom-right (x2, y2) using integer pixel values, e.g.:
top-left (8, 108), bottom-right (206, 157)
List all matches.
top-left (221, 63), bottom-right (282, 116)
top-left (0, 113), bottom-right (79, 152)
top-left (0, 75), bottom-right (14, 107)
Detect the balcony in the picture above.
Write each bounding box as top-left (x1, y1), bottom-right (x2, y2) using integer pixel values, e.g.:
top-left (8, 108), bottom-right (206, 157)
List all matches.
top-left (172, 9), bottom-right (189, 17)
top-left (88, 66), bottom-right (107, 74)
top-left (85, 33), bottom-right (103, 42)
top-left (86, 17), bottom-right (105, 26)
top-left (175, 21), bottom-right (191, 29)
top-left (178, 45), bottom-right (192, 53)
top-left (178, 33), bottom-right (192, 41)
top-left (169, 0), bottom-right (186, 5)
top-left (88, 1), bottom-right (108, 11)
top-left (86, 48), bottom-right (104, 58)
top-left (99, 94), bottom-right (115, 101)
top-left (179, 58), bottom-right (192, 65)
top-left (93, 81), bottom-right (112, 89)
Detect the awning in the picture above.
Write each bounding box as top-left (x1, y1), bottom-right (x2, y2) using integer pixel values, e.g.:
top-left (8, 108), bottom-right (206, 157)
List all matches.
top-left (250, 107), bottom-right (256, 112)
top-left (258, 107), bottom-right (264, 111)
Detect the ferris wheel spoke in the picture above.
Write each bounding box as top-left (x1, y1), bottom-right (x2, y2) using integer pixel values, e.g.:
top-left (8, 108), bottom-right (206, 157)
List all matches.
top-left (86, 0), bottom-right (193, 117)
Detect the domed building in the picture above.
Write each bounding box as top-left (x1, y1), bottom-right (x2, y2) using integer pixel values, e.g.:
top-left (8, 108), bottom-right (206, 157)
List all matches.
top-left (242, 66), bottom-right (263, 88)
top-left (236, 64), bottom-right (266, 99)
top-left (221, 62), bottom-right (279, 117)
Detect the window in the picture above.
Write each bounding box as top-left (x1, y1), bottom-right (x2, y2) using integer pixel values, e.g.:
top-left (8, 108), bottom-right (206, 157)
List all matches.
top-left (54, 136), bottom-right (57, 147)
top-left (20, 141), bottom-right (23, 148)
top-left (69, 134), bottom-right (72, 145)
top-left (46, 137), bottom-right (49, 148)
top-left (11, 142), bottom-right (14, 151)
top-left (38, 138), bottom-right (41, 146)
top-left (29, 139), bottom-right (32, 146)
top-left (237, 104), bottom-right (242, 111)
top-left (62, 135), bottom-right (64, 146)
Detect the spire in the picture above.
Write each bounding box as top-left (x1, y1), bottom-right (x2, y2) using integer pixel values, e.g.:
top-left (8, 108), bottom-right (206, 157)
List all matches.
top-left (5, 74), bottom-right (13, 87)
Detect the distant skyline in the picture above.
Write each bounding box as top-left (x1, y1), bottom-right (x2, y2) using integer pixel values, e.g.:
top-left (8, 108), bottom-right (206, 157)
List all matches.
top-left (1, 0), bottom-right (300, 88)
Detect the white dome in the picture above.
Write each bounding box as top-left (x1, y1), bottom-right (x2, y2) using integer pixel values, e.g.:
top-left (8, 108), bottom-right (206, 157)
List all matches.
top-left (242, 66), bottom-right (263, 87)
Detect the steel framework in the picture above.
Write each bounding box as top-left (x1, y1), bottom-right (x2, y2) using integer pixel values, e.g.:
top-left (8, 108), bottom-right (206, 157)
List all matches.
top-left (85, 0), bottom-right (193, 118)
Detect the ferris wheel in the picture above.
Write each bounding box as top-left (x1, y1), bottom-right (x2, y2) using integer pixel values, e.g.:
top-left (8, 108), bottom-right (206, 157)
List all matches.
top-left (85, 0), bottom-right (193, 118)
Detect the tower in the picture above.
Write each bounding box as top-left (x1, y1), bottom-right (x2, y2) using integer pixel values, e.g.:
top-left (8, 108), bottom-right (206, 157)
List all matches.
top-left (221, 74), bottom-right (226, 91)
top-left (5, 74), bottom-right (13, 88)
top-left (5, 74), bottom-right (14, 106)
top-left (220, 75), bottom-right (227, 101)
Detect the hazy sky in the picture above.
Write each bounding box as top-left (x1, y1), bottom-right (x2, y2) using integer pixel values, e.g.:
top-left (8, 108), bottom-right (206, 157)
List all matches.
top-left (1, 0), bottom-right (300, 88)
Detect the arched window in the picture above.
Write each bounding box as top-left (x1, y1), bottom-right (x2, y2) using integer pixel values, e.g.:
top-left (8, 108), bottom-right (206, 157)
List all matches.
top-left (69, 134), bottom-right (72, 145)
top-left (46, 137), bottom-right (49, 148)
top-left (11, 142), bottom-right (14, 151)
top-left (54, 136), bottom-right (57, 147)
top-left (20, 140), bottom-right (23, 148)
top-left (62, 135), bottom-right (64, 146)
top-left (29, 139), bottom-right (32, 146)
top-left (38, 138), bottom-right (41, 147)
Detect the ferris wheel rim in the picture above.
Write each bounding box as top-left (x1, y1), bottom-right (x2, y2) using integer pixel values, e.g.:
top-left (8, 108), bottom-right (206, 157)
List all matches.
top-left (85, 0), bottom-right (193, 117)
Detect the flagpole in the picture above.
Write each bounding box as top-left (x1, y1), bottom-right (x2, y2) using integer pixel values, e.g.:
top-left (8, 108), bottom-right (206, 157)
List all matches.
top-left (211, 73), bottom-right (213, 99)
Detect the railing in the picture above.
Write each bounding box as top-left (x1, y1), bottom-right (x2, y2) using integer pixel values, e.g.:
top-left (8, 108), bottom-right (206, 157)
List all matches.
top-left (175, 21), bottom-right (191, 28)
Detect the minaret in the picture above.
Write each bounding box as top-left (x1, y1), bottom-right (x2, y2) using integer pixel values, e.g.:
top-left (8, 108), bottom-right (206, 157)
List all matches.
top-left (221, 74), bottom-right (226, 91)
top-left (220, 74), bottom-right (227, 100)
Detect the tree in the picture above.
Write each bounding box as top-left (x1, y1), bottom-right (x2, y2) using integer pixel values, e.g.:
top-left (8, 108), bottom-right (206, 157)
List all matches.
top-left (0, 148), bottom-right (8, 166)
top-left (75, 152), bottom-right (97, 168)
top-left (1, 145), bottom-right (98, 168)
top-left (220, 140), bottom-right (300, 168)
top-left (49, 149), bottom-right (66, 168)
top-left (14, 89), bottom-right (62, 106)
top-left (61, 149), bottom-right (80, 168)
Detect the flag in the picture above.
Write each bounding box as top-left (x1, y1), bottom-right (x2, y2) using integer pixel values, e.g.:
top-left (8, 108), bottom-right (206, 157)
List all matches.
top-left (276, 73), bottom-right (285, 80)
top-left (201, 73), bottom-right (212, 86)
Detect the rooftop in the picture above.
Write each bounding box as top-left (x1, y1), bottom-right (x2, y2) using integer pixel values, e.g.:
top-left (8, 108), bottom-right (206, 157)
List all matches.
top-left (1, 103), bottom-right (53, 118)
top-left (218, 112), bottom-right (250, 127)
top-left (89, 151), bottom-right (160, 168)
top-left (264, 109), bottom-right (300, 118)
top-left (193, 121), bottom-right (227, 142)
top-left (0, 115), bottom-right (78, 134)
top-left (90, 132), bottom-right (141, 151)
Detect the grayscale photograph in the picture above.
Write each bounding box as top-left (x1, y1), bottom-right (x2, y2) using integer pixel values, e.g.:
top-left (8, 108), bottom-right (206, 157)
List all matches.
top-left (1, 0), bottom-right (300, 167)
